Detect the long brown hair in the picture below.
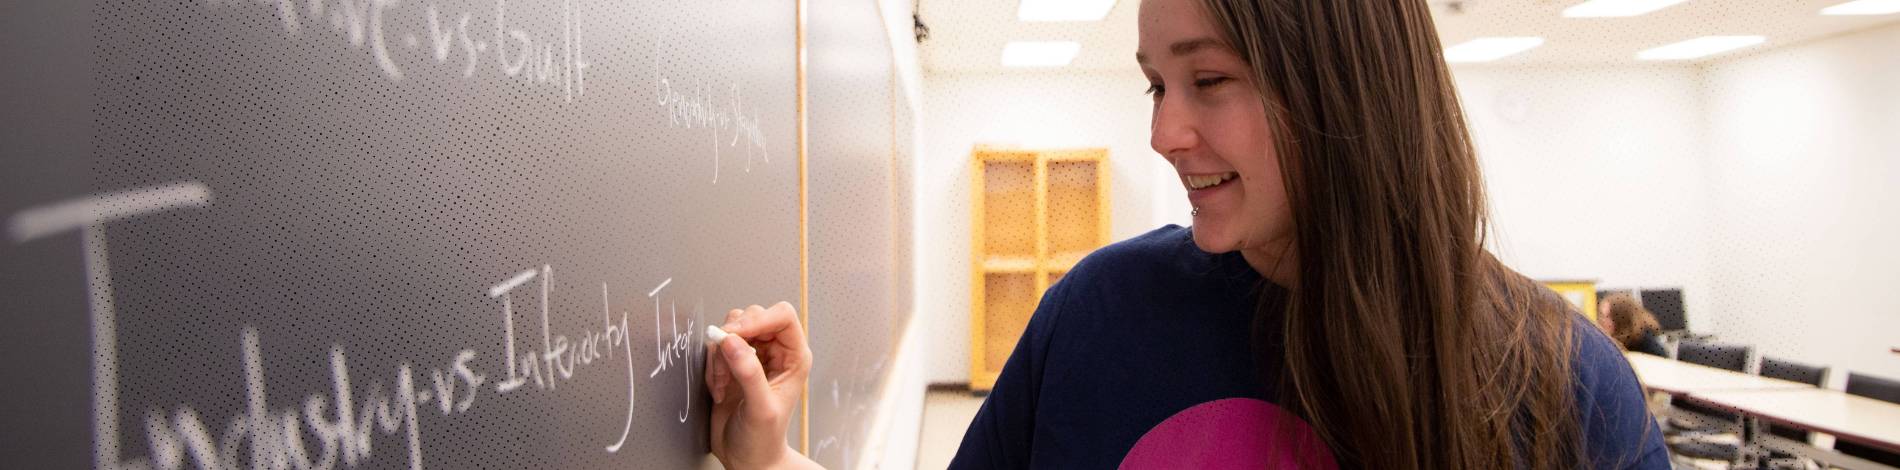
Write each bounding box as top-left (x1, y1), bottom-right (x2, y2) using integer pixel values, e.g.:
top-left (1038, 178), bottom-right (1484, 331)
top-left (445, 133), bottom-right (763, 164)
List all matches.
top-left (1197, 0), bottom-right (1588, 468)
top-left (1601, 292), bottom-right (1662, 349)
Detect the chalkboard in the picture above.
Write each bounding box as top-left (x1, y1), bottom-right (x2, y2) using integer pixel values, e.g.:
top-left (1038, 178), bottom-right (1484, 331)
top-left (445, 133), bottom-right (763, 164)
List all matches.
top-left (0, 0), bottom-right (907, 468)
top-left (805, 0), bottom-right (907, 467)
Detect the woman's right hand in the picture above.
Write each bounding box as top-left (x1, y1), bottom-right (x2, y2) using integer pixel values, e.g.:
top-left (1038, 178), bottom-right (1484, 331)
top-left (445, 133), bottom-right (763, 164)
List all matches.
top-left (705, 301), bottom-right (822, 470)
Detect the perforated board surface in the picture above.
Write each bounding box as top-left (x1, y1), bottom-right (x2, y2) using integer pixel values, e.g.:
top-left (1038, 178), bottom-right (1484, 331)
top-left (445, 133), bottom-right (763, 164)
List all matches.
top-left (0, 0), bottom-right (912, 467)
top-left (804, 0), bottom-right (904, 468)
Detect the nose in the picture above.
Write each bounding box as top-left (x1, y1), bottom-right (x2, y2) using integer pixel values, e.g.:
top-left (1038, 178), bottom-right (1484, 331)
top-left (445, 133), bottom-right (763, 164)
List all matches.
top-left (1149, 92), bottom-right (1201, 161)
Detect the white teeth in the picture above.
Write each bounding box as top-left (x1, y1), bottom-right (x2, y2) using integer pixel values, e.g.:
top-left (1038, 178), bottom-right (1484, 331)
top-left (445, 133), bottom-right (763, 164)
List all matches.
top-left (1185, 172), bottom-right (1237, 190)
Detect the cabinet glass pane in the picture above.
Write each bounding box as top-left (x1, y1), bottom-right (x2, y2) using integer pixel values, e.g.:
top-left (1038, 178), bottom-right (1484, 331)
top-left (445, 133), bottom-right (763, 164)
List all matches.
top-left (1047, 160), bottom-right (1099, 261)
top-left (983, 161), bottom-right (1036, 259)
top-left (982, 272), bottom-right (1037, 372)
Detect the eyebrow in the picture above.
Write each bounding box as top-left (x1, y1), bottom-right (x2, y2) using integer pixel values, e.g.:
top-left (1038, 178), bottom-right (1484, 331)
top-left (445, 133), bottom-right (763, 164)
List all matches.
top-left (1134, 37), bottom-right (1227, 64)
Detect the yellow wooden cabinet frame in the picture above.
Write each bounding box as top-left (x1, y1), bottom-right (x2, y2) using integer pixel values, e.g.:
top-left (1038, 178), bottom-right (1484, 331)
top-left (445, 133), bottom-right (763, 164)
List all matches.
top-left (1542, 279), bottom-right (1600, 322)
top-left (969, 147), bottom-right (1110, 391)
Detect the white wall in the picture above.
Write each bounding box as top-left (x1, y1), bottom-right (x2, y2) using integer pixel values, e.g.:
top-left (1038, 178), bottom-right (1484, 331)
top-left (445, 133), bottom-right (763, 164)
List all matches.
top-left (914, 25), bottom-right (1900, 385)
top-left (1699, 23), bottom-right (1900, 380)
top-left (918, 70), bottom-right (1182, 384)
top-left (915, 65), bottom-right (1716, 384)
top-left (1452, 65), bottom-right (1717, 325)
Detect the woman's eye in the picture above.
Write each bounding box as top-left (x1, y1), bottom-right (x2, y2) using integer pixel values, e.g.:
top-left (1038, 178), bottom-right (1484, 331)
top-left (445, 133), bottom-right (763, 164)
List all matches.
top-left (1194, 77), bottom-right (1231, 88)
top-left (1144, 83), bottom-right (1164, 96)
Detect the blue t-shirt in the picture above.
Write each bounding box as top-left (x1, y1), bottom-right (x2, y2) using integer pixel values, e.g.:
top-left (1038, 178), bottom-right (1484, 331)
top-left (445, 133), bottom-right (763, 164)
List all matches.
top-left (949, 225), bottom-right (1669, 469)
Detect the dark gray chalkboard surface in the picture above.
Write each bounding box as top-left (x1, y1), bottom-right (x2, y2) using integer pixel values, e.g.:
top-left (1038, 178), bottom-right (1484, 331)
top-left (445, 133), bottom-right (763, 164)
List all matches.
top-left (0, 0), bottom-right (907, 468)
top-left (805, 0), bottom-right (908, 467)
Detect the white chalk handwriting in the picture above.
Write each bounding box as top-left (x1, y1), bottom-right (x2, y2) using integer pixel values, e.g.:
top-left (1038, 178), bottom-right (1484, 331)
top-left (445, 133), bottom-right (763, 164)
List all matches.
top-left (655, 75), bottom-right (770, 183)
top-left (5, 186), bottom-right (737, 469)
top-left (203, 0), bottom-right (591, 102)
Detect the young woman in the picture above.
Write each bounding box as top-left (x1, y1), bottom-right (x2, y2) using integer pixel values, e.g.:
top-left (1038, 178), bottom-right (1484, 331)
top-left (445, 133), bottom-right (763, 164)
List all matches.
top-left (704, 0), bottom-right (1668, 468)
top-left (1599, 292), bottom-right (1670, 358)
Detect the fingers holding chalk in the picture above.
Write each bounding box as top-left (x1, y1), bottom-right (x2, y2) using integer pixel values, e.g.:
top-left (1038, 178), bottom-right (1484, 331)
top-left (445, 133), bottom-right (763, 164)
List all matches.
top-left (706, 325), bottom-right (732, 403)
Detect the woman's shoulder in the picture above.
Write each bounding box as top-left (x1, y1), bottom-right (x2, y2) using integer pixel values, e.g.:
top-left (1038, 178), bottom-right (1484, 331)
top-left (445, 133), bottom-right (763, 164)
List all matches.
top-left (1075, 225), bottom-right (1196, 268)
top-left (1027, 225), bottom-right (1251, 326)
top-left (1571, 314), bottom-right (1637, 388)
top-left (1067, 225), bottom-right (1248, 286)
top-left (1566, 313), bottom-right (1672, 467)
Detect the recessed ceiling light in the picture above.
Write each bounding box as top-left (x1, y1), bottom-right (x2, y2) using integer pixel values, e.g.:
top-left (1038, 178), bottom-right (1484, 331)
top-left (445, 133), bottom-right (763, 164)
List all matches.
top-left (1002, 41), bottom-right (1082, 67)
top-left (1562, 0), bottom-right (1688, 17)
top-left (1637, 36), bottom-right (1766, 60)
top-left (1443, 37), bottom-right (1546, 63)
top-left (1018, 0), bottom-right (1119, 22)
top-left (1821, 0), bottom-right (1900, 15)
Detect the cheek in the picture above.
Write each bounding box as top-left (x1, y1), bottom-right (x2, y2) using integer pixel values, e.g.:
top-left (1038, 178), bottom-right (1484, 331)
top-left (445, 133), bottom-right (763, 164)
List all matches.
top-left (1204, 103), bottom-right (1280, 181)
top-left (1223, 108), bottom-right (1291, 237)
top-left (1239, 164), bottom-right (1291, 239)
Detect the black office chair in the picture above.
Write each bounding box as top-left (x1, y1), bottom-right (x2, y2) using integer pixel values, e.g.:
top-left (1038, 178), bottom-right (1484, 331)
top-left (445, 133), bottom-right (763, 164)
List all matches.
top-left (1664, 341), bottom-right (1753, 463)
top-left (1837, 372), bottom-right (1900, 466)
top-left (1632, 333), bottom-right (1670, 358)
top-left (1640, 288), bottom-right (1687, 332)
top-left (1673, 342), bottom-right (1751, 424)
top-left (1597, 288), bottom-right (1631, 303)
top-left (1757, 357), bottom-right (1826, 441)
top-left (1754, 357), bottom-right (1827, 468)
top-left (1678, 341), bottom-right (1749, 370)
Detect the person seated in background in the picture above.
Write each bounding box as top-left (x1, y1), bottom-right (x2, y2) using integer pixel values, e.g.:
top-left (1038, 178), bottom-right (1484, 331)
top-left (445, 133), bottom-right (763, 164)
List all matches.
top-left (1599, 292), bottom-right (1669, 357)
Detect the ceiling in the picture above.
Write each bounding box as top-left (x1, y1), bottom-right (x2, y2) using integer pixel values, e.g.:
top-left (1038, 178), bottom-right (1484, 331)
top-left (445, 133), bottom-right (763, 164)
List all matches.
top-left (918, 0), bottom-right (1900, 72)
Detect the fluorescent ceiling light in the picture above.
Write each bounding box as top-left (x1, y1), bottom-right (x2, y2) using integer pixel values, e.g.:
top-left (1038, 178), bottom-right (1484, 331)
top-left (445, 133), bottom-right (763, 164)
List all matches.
top-left (1821, 0), bottom-right (1900, 15)
top-left (1637, 35), bottom-right (1765, 60)
top-left (1563, 0), bottom-right (1688, 17)
top-left (1002, 41), bottom-right (1082, 67)
top-left (1443, 37), bottom-right (1545, 63)
top-left (1018, 0), bottom-right (1119, 22)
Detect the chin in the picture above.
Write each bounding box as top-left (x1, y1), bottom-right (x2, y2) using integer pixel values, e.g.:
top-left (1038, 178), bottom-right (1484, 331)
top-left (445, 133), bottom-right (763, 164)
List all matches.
top-left (1188, 226), bottom-right (1238, 254)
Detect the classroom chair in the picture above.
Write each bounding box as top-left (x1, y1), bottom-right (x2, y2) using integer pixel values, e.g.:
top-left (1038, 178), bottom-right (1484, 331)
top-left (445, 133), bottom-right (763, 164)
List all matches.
top-left (1597, 288), bottom-right (1631, 304)
top-left (1633, 333), bottom-right (1671, 358)
top-left (1836, 372), bottom-right (1900, 467)
top-left (1663, 341), bottom-right (1754, 463)
top-left (1754, 357), bottom-right (1827, 468)
top-left (1678, 341), bottom-right (1751, 372)
top-left (1679, 340), bottom-right (1748, 422)
top-left (1757, 357), bottom-right (1827, 441)
top-left (1639, 288), bottom-right (1688, 332)
top-left (1672, 341), bottom-right (1751, 424)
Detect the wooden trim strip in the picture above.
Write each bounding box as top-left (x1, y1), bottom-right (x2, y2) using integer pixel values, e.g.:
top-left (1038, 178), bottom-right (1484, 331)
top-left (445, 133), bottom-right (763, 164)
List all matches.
top-left (969, 154), bottom-right (987, 390)
top-left (794, 0), bottom-right (810, 456)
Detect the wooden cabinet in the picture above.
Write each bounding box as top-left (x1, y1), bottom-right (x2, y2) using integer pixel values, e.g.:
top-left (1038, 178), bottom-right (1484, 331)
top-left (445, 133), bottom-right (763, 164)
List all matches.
top-left (970, 147), bottom-right (1108, 391)
top-left (1543, 279), bottom-right (1600, 321)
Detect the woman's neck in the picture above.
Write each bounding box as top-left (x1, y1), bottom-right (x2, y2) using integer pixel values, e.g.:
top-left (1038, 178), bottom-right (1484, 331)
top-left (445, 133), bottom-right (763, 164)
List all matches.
top-left (1240, 238), bottom-right (1299, 288)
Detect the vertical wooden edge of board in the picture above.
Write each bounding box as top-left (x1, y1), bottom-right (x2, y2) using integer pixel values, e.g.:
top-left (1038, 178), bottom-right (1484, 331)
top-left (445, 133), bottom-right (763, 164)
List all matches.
top-left (889, 45), bottom-right (902, 353)
top-left (1032, 152), bottom-right (1049, 294)
top-left (969, 151), bottom-right (988, 392)
top-left (794, 0), bottom-right (810, 456)
top-left (1097, 149), bottom-right (1110, 248)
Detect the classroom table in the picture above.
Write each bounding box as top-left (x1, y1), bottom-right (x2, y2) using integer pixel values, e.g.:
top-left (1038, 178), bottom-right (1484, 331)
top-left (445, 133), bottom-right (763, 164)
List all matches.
top-left (1624, 352), bottom-right (1814, 395)
top-left (1687, 388), bottom-right (1900, 454)
top-left (1625, 353), bottom-right (1900, 469)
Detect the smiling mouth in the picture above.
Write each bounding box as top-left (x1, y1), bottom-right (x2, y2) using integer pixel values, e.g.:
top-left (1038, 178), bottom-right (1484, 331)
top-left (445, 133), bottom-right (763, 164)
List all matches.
top-left (1184, 172), bottom-right (1238, 190)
